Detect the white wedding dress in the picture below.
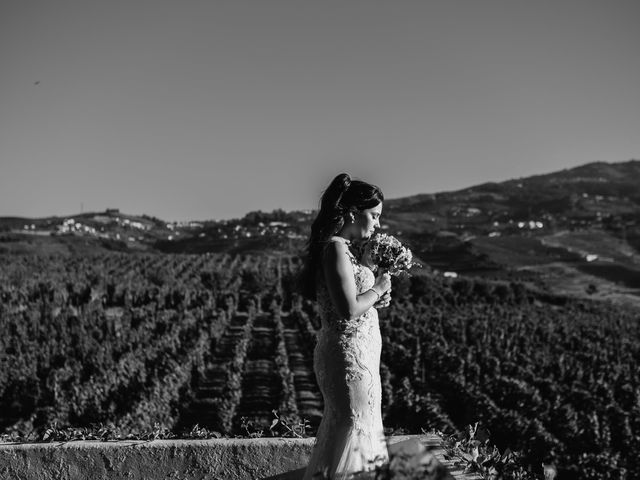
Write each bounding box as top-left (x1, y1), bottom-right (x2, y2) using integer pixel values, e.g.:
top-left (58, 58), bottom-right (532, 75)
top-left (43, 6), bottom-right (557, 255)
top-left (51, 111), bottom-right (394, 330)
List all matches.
top-left (303, 237), bottom-right (389, 479)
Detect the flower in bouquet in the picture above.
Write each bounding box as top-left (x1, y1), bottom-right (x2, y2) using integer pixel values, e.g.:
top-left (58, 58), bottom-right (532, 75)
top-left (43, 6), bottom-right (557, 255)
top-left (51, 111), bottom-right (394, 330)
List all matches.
top-left (366, 232), bottom-right (420, 276)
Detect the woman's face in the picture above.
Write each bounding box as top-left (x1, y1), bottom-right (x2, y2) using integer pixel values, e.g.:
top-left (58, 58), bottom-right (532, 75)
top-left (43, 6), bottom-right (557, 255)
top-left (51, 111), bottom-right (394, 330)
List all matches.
top-left (352, 202), bottom-right (382, 240)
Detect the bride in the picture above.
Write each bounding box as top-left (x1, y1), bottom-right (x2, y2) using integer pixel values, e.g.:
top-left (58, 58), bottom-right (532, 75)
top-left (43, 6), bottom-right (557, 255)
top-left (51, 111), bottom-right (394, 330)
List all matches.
top-left (300, 173), bottom-right (392, 479)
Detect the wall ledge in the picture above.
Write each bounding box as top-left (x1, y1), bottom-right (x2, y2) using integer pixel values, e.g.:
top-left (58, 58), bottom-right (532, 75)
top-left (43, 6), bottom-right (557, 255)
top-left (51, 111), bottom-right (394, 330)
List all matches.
top-left (0, 434), bottom-right (480, 480)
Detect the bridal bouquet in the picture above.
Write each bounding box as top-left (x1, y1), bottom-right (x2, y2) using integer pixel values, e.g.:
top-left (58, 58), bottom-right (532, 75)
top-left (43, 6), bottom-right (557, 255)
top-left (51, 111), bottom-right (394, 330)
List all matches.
top-left (366, 232), bottom-right (420, 276)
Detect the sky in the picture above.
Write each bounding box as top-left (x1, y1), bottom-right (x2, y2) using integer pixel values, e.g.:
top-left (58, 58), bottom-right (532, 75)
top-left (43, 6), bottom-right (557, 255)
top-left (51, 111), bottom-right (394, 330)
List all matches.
top-left (1, 0), bottom-right (639, 221)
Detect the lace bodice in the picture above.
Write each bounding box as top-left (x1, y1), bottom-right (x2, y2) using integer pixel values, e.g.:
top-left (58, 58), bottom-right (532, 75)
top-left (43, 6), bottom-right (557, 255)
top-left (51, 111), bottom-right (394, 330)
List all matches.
top-left (315, 239), bottom-right (377, 335)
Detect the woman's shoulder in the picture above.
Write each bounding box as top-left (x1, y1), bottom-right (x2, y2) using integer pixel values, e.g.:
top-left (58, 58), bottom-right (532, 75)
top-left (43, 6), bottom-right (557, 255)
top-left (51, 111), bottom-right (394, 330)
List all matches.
top-left (327, 235), bottom-right (351, 246)
top-left (323, 236), bottom-right (353, 254)
top-left (322, 236), bottom-right (349, 257)
top-left (322, 236), bottom-right (358, 267)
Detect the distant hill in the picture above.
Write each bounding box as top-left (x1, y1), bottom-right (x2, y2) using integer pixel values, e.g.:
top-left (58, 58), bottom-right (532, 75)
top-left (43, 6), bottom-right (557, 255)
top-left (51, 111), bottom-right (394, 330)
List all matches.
top-left (2, 159), bottom-right (640, 306)
top-left (0, 210), bottom-right (170, 255)
top-left (385, 159), bottom-right (640, 232)
top-left (381, 159), bottom-right (640, 307)
top-left (383, 159), bottom-right (640, 261)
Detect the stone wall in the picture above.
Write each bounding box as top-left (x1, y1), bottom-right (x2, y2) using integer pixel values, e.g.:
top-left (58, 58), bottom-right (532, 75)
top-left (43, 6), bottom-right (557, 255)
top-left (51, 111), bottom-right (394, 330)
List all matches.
top-left (0, 434), bottom-right (480, 480)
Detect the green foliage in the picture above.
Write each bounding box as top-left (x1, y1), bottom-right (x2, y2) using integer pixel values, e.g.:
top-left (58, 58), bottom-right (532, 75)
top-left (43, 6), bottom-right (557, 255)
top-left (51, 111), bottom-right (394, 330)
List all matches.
top-left (376, 273), bottom-right (640, 479)
top-left (1, 422), bottom-right (224, 443)
top-left (1, 252), bottom-right (639, 479)
top-left (439, 422), bottom-right (551, 480)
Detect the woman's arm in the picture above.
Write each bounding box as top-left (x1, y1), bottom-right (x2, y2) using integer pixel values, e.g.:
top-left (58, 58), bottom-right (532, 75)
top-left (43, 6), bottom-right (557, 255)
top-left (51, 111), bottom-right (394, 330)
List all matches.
top-left (322, 241), bottom-right (389, 321)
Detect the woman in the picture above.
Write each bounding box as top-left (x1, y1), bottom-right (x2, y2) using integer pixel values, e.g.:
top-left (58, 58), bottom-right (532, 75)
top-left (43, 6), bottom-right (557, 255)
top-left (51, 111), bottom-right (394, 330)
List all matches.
top-left (300, 173), bottom-right (392, 479)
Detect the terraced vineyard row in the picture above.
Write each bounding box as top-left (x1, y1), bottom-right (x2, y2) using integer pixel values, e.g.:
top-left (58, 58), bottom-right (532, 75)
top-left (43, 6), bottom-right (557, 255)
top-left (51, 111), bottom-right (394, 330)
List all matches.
top-left (2, 251), bottom-right (640, 478)
top-left (0, 252), bottom-right (316, 437)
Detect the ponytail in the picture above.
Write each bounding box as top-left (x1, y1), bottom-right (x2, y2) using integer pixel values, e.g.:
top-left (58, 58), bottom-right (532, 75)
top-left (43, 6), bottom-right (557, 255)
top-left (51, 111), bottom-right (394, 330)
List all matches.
top-left (298, 173), bottom-right (383, 300)
top-left (320, 173), bottom-right (352, 217)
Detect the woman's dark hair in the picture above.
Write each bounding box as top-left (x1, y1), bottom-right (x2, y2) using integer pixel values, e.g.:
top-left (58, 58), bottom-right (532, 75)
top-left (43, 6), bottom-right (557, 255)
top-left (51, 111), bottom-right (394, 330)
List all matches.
top-left (299, 173), bottom-right (383, 300)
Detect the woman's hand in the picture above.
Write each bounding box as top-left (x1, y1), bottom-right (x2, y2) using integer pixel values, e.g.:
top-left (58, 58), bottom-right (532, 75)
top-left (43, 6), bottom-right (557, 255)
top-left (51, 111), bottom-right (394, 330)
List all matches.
top-left (374, 289), bottom-right (391, 308)
top-left (373, 271), bottom-right (391, 294)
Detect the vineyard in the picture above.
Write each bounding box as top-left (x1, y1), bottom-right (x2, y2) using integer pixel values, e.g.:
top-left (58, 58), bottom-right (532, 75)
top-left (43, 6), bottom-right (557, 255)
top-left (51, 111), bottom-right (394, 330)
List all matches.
top-left (1, 252), bottom-right (640, 479)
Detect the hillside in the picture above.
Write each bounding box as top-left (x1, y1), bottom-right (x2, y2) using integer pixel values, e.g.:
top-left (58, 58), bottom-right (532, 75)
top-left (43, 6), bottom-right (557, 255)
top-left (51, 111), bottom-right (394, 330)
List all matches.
top-left (2, 159), bottom-right (640, 306)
